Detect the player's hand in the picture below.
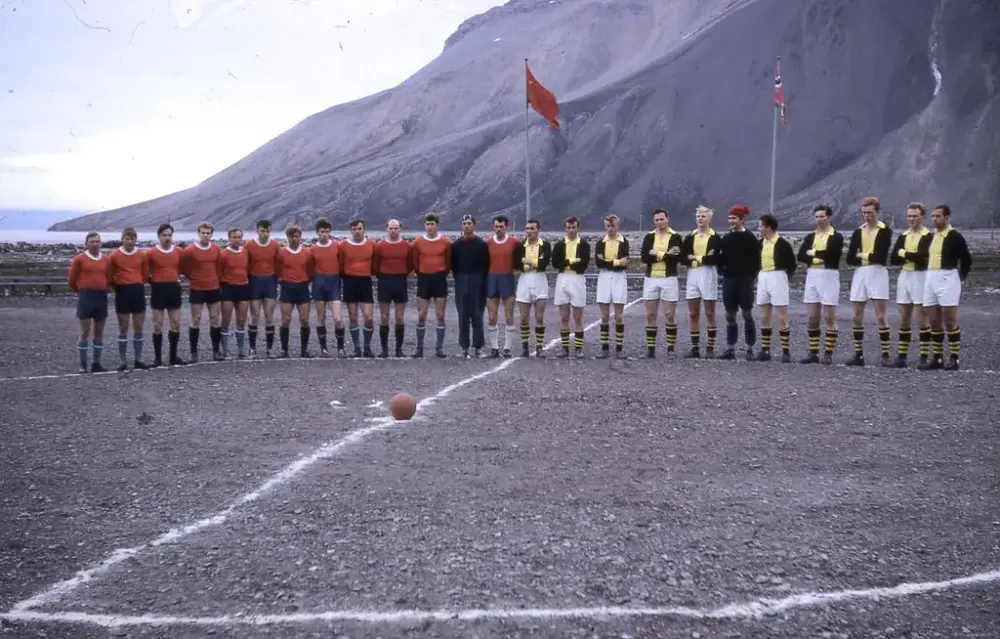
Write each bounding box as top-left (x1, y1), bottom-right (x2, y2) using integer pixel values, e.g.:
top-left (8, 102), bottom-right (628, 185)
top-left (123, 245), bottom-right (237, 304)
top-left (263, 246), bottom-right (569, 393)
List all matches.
top-left (597, 253), bottom-right (605, 260)
top-left (570, 257), bottom-right (579, 264)
top-left (619, 257), bottom-right (629, 266)
top-left (667, 246), bottom-right (680, 255)
top-left (856, 251), bottom-right (863, 260)
top-left (806, 249), bottom-right (815, 257)
top-left (897, 248), bottom-right (906, 258)
top-left (648, 250), bottom-right (658, 257)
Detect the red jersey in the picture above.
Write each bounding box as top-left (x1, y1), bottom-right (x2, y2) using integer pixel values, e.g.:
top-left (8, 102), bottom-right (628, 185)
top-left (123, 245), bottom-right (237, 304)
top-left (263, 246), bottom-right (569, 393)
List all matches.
top-left (182, 242), bottom-right (222, 291)
top-left (339, 238), bottom-right (375, 277)
top-left (109, 247), bottom-right (148, 286)
top-left (245, 237), bottom-right (279, 277)
top-left (146, 245), bottom-right (182, 283)
top-left (374, 238), bottom-right (412, 275)
top-left (311, 240), bottom-right (340, 276)
top-left (487, 234), bottom-right (518, 274)
top-left (276, 245), bottom-right (314, 283)
top-left (68, 251), bottom-right (111, 291)
top-left (411, 235), bottom-right (451, 274)
top-left (217, 246), bottom-right (250, 286)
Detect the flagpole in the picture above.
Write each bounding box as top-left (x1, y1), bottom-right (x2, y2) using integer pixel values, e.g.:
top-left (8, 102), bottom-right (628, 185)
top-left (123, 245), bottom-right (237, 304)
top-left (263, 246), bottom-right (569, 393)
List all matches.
top-left (769, 56), bottom-right (780, 215)
top-left (523, 58), bottom-right (531, 232)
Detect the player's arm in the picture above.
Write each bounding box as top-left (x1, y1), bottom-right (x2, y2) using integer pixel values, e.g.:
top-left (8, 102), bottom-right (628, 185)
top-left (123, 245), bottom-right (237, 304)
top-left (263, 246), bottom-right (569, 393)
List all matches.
top-left (307, 249), bottom-right (316, 280)
top-left (577, 239), bottom-right (590, 272)
top-left (954, 231), bottom-right (972, 281)
top-left (890, 233), bottom-right (906, 266)
top-left (444, 240), bottom-right (453, 275)
top-left (614, 237), bottom-right (630, 267)
top-left (680, 234), bottom-right (695, 267)
top-left (275, 249), bottom-right (284, 278)
top-left (914, 233), bottom-right (932, 270)
top-left (537, 240), bottom-right (551, 271)
top-left (667, 233), bottom-right (683, 269)
top-left (797, 233), bottom-right (813, 265)
top-left (551, 240), bottom-right (565, 271)
top-left (845, 229), bottom-right (861, 266)
top-left (826, 232), bottom-right (844, 267)
top-left (593, 239), bottom-right (609, 269)
top-left (67, 255), bottom-right (81, 292)
top-left (872, 227), bottom-right (892, 264)
top-left (512, 242), bottom-right (525, 273)
top-left (639, 233), bottom-right (656, 265)
top-left (140, 252), bottom-right (150, 283)
top-left (216, 250), bottom-right (226, 281)
top-left (781, 237), bottom-right (796, 278)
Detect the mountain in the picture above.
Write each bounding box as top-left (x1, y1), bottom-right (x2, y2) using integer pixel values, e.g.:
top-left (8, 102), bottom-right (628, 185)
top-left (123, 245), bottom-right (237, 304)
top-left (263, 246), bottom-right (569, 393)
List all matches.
top-left (1, 209), bottom-right (83, 230)
top-left (52, 0), bottom-right (1000, 232)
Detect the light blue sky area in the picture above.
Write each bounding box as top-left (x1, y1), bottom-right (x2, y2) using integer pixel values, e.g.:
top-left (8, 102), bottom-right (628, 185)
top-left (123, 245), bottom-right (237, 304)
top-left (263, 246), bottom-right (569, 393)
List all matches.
top-left (0, 0), bottom-right (503, 212)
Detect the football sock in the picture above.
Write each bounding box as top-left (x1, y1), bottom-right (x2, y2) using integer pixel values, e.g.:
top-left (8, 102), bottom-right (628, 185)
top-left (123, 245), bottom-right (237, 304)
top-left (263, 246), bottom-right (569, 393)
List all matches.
top-left (118, 336), bottom-right (128, 365)
top-left (379, 325), bottom-right (389, 351)
top-left (248, 325), bottom-right (258, 349)
top-left (852, 326), bottom-right (864, 356)
top-left (279, 326), bottom-right (290, 352)
top-left (760, 327), bottom-right (773, 351)
top-left (932, 329), bottom-right (944, 356)
top-left (779, 328), bottom-right (790, 354)
top-left (600, 323), bottom-right (610, 350)
top-left (78, 340), bottom-right (88, 368)
top-left (665, 323), bottom-right (677, 349)
top-left (189, 327), bottom-right (200, 356)
top-left (534, 325), bottom-right (545, 349)
top-left (706, 327), bottom-right (717, 350)
top-left (645, 325), bottom-right (657, 350)
top-left (168, 330), bottom-right (180, 360)
top-left (918, 328), bottom-right (931, 358)
top-left (560, 328), bottom-right (571, 349)
top-left (395, 324), bottom-right (405, 350)
top-left (152, 333), bottom-right (163, 362)
top-left (824, 329), bottom-right (838, 354)
top-left (898, 328), bottom-right (911, 357)
top-left (689, 329), bottom-right (700, 350)
top-left (615, 321), bottom-right (625, 351)
top-left (878, 326), bottom-right (890, 357)
top-left (210, 326), bottom-right (222, 353)
top-left (489, 324), bottom-right (500, 349)
top-left (947, 327), bottom-right (961, 357)
top-left (364, 324), bottom-right (375, 350)
top-left (808, 328), bottom-right (821, 355)
top-left (505, 326), bottom-right (518, 350)
top-left (520, 324), bottom-right (530, 345)
top-left (317, 325), bottom-right (328, 350)
top-left (416, 324), bottom-right (426, 351)
top-left (350, 325), bottom-right (361, 350)
top-left (92, 339), bottom-right (103, 366)
top-left (264, 325), bottom-right (275, 350)
top-left (335, 325), bottom-right (345, 349)
top-left (300, 326), bottom-right (310, 352)
top-left (235, 328), bottom-right (245, 355)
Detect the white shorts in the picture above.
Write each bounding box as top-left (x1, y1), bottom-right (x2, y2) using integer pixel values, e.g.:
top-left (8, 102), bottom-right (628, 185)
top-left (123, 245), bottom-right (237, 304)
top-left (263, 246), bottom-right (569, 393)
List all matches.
top-left (596, 270), bottom-right (628, 305)
top-left (515, 271), bottom-right (548, 303)
top-left (849, 265), bottom-right (890, 302)
top-left (755, 270), bottom-right (790, 307)
top-left (922, 269), bottom-right (961, 307)
top-left (554, 273), bottom-right (586, 307)
top-left (803, 269), bottom-right (840, 306)
top-left (896, 270), bottom-right (927, 306)
top-left (685, 266), bottom-right (718, 301)
top-left (643, 276), bottom-right (679, 302)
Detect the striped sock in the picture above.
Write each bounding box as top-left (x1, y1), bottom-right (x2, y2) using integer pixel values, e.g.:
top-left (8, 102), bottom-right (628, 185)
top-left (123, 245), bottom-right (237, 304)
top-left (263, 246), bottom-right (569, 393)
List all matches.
top-left (615, 322), bottom-right (625, 351)
top-left (665, 323), bottom-right (677, 350)
top-left (824, 329), bottom-right (838, 355)
top-left (878, 326), bottom-right (891, 357)
top-left (932, 330), bottom-right (944, 356)
top-left (689, 330), bottom-right (700, 350)
top-left (534, 325), bottom-right (545, 348)
top-left (760, 327), bottom-right (772, 351)
top-left (645, 325), bottom-right (657, 349)
top-left (808, 328), bottom-right (821, 355)
top-left (560, 329), bottom-right (570, 349)
top-left (852, 327), bottom-right (864, 355)
top-left (897, 328), bottom-right (912, 357)
top-left (520, 324), bottom-right (530, 345)
top-left (600, 323), bottom-right (610, 351)
top-left (918, 328), bottom-right (931, 358)
top-left (574, 332), bottom-right (584, 351)
top-left (706, 327), bottom-right (717, 351)
top-left (947, 327), bottom-right (961, 357)
top-left (779, 328), bottom-right (790, 354)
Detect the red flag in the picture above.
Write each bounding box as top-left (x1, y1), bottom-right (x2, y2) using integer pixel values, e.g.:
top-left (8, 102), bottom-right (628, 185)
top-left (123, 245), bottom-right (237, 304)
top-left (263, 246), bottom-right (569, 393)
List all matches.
top-left (526, 63), bottom-right (559, 130)
top-left (774, 57), bottom-right (786, 125)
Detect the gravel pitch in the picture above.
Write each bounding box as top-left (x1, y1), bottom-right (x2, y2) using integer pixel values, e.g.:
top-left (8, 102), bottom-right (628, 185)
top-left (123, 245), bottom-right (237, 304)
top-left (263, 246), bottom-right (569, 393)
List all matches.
top-left (1, 295), bottom-right (999, 638)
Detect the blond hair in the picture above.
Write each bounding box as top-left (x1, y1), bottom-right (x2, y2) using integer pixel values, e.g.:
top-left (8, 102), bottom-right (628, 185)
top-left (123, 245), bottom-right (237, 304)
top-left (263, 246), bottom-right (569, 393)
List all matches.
top-left (695, 205), bottom-right (714, 220)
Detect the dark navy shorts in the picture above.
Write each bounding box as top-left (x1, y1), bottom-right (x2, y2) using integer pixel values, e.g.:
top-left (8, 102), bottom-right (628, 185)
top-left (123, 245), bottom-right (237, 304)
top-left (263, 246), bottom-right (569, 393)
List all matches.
top-left (486, 273), bottom-right (516, 298)
top-left (114, 283), bottom-right (146, 315)
top-left (149, 282), bottom-right (182, 311)
top-left (221, 283), bottom-right (251, 303)
top-left (377, 274), bottom-right (408, 304)
top-left (311, 274), bottom-right (341, 302)
top-left (189, 288), bottom-right (221, 305)
top-left (250, 275), bottom-right (278, 300)
top-left (76, 288), bottom-right (108, 321)
top-left (279, 280), bottom-right (311, 305)
top-left (417, 272), bottom-right (449, 300)
top-left (342, 275), bottom-right (374, 305)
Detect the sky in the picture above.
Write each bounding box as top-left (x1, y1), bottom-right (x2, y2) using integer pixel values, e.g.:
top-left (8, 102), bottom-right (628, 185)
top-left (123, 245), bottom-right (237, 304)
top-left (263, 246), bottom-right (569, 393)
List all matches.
top-left (0, 0), bottom-right (505, 213)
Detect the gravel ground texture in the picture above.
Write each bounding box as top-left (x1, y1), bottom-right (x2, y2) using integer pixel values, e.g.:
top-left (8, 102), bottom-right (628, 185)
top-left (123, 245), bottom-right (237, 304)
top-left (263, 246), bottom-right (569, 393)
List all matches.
top-left (1, 293), bottom-right (999, 638)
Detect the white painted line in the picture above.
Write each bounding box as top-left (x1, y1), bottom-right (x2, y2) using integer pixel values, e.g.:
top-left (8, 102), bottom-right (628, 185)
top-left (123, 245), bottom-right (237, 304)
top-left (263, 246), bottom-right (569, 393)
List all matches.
top-left (2, 568), bottom-right (997, 628)
top-left (7, 300), bottom-right (641, 613)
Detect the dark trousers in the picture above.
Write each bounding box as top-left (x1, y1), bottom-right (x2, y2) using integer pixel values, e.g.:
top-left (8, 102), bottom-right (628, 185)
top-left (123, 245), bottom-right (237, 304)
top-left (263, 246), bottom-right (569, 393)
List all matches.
top-left (721, 276), bottom-right (756, 347)
top-left (454, 273), bottom-right (486, 350)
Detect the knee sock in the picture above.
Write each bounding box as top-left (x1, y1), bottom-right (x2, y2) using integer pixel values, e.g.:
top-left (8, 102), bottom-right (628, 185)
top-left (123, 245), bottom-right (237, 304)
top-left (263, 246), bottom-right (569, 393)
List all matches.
top-left (878, 326), bottom-right (891, 357)
top-left (189, 327), bottom-right (199, 356)
top-left (574, 331), bottom-right (584, 351)
top-left (706, 326), bottom-right (717, 351)
top-left (600, 323), bottom-right (610, 351)
top-left (210, 326), bottom-right (222, 353)
top-left (279, 326), bottom-right (290, 352)
top-left (664, 323), bottom-right (677, 350)
top-left (534, 324), bottom-right (545, 349)
top-left (897, 328), bottom-right (912, 358)
top-left (92, 339), bottom-right (103, 366)
top-left (78, 340), bottom-right (88, 368)
top-left (560, 328), bottom-right (571, 349)
top-left (852, 326), bottom-right (864, 355)
top-left (760, 327), bottom-right (772, 351)
top-left (168, 330), bottom-right (180, 360)
top-left (416, 324), bottom-right (426, 351)
top-left (152, 333), bottom-right (163, 362)
top-left (248, 325), bottom-right (258, 349)
top-left (689, 328), bottom-right (700, 350)
top-left (395, 324), bottom-right (405, 351)
top-left (779, 328), bottom-right (790, 355)
top-left (264, 325), bottom-right (275, 350)
top-left (221, 329), bottom-right (230, 354)
top-left (645, 325), bottom-right (657, 350)
top-left (235, 328), bottom-right (246, 355)
top-left (118, 336), bottom-right (129, 365)
top-left (505, 325), bottom-right (518, 350)
top-left (317, 325), bottom-right (328, 350)
top-left (808, 328), bottom-right (821, 355)
top-left (379, 325), bottom-right (390, 352)
top-left (350, 325), bottom-right (361, 350)
top-left (520, 324), bottom-right (530, 345)
top-left (435, 323), bottom-right (446, 350)
top-left (947, 327), bottom-right (961, 358)
top-left (615, 322), bottom-right (625, 351)
top-left (364, 323), bottom-right (375, 350)
top-left (489, 323), bottom-right (500, 349)
top-left (932, 329), bottom-right (944, 357)
top-left (918, 328), bottom-right (931, 358)
top-left (824, 329), bottom-right (838, 355)
top-left (300, 325), bottom-right (310, 353)
top-left (335, 325), bottom-right (345, 349)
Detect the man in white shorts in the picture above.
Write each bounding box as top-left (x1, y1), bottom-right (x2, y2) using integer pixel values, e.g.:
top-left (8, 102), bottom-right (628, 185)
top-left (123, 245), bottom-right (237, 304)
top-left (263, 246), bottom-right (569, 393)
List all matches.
top-left (550, 216), bottom-right (590, 358)
top-left (594, 213), bottom-right (630, 358)
top-left (845, 196), bottom-right (893, 367)
top-left (754, 215), bottom-right (796, 363)
top-left (888, 202), bottom-right (932, 367)
top-left (682, 205), bottom-right (720, 358)
top-left (920, 204), bottom-right (972, 371)
top-left (797, 204), bottom-right (844, 364)
top-left (639, 208), bottom-right (683, 358)
top-left (513, 218), bottom-right (552, 358)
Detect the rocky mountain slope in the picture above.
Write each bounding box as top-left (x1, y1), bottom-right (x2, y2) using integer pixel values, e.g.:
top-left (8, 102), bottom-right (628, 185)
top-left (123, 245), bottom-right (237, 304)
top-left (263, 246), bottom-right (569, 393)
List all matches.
top-left (53, 0), bottom-right (1000, 232)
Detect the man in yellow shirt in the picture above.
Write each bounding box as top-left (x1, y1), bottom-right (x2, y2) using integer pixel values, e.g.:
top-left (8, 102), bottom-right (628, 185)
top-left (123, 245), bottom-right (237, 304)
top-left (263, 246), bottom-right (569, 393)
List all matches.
top-left (595, 214), bottom-right (630, 358)
top-left (845, 196), bottom-right (893, 366)
top-left (513, 219), bottom-right (552, 358)
top-left (551, 216), bottom-right (591, 358)
top-left (888, 203), bottom-right (932, 367)
top-left (920, 204), bottom-right (972, 370)
top-left (640, 209), bottom-right (684, 358)
top-left (682, 206), bottom-right (721, 358)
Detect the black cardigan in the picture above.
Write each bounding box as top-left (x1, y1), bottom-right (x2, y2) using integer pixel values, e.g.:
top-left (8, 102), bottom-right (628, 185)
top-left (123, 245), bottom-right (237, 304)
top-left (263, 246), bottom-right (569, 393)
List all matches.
top-left (889, 230), bottom-right (932, 271)
top-left (594, 236), bottom-right (630, 271)
top-left (550, 237), bottom-right (591, 274)
top-left (796, 229), bottom-right (844, 269)
top-left (846, 223), bottom-right (893, 267)
top-left (681, 230), bottom-right (721, 267)
top-left (640, 231), bottom-right (684, 277)
top-left (760, 235), bottom-right (797, 278)
top-left (929, 227), bottom-right (973, 280)
top-left (512, 239), bottom-right (552, 273)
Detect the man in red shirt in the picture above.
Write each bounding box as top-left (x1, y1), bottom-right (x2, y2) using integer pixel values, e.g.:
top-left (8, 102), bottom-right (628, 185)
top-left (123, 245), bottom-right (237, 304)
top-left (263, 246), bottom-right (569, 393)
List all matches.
top-left (182, 221), bottom-right (223, 362)
top-left (146, 223), bottom-right (185, 367)
top-left (276, 223), bottom-right (315, 358)
top-left (218, 227), bottom-right (251, 358)
top-left (374, 218), bottom-right (412, 357)
top-left (311, 217), bottom-right (344, 357)
top-left (339, 219), bottom-right (377, 357)
top-left (109, 227), bottom-right (149, 371)
top-left (410, 213), bottom-right (452, 358)
top-left (486, 215), bottom-right (518, 357)
top-left (68, 232), bottom-right (112, 373)
top-left (245, 219), bottom-right (280, 357)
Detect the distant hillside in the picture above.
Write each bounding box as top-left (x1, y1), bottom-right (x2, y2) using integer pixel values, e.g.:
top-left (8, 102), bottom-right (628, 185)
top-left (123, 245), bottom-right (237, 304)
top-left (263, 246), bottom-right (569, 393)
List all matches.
top-left (53, 0), bottom-right (1000, 232)
top-left (1, 210), bottom-right (83, 230)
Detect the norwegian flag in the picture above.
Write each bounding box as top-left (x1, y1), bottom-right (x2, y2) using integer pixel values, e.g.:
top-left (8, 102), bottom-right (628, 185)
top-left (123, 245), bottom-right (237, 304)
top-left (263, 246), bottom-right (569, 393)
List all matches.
top-left (774, 56), bottom-right (787, 124)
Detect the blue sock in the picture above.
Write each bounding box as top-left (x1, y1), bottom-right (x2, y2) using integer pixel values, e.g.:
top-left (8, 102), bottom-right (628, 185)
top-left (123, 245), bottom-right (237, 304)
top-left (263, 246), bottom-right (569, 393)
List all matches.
top-left (726, 323), bottom-right (738, 346)
top-left (92, 339), bottom-right (103, 366)
top-left (77, 340), bottom-right (88, 368)
top-left (118, 336), bottom-right (129, 365)
top-left (133, 332), bottom-right (144, 362)
top-left (221, 329), bottom-right (230, 354)
top-left (235, 329), bottom-right (246, 355)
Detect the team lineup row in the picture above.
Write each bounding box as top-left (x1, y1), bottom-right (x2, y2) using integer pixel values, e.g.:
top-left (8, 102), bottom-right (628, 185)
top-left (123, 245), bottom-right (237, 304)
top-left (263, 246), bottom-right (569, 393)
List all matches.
top-left (66, 198), bottom-right (972, 373)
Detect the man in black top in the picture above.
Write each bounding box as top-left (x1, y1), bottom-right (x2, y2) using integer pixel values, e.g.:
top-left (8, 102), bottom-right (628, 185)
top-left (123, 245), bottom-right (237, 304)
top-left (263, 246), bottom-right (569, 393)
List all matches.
top-left (921, 204), bottom-right (973, 371)
top-left (716, 204), bottom-right (760, 360)
top-left (451, 214), bottom-right (490, 358)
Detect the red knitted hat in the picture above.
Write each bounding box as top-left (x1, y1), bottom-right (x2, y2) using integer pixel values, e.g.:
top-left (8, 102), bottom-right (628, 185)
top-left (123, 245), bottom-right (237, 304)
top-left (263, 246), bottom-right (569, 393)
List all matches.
top-left (728, 205), bottom-right (750, 219)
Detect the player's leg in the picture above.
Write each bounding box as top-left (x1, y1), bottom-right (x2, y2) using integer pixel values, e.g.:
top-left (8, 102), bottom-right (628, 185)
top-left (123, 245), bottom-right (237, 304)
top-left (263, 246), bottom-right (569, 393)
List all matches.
top-left (361, 299), bottom-right (376, 358)
top-left (77, 316), bottom-right (92, 373)
top-left (873, 298), bottom-right (891, 365)
top-left (596, 302), bottom-right (611, 358)
top-left (718, 277), bottom-right (739, 359)
top-left (208, 300), bottom-right (223, 360)
top-left (532, 295), bottom-right (548, 357)
top-left (686, 297), bottom-right (701, 358)
top-left (518, 299), bottom-right (533, 357)
top-left (572, 300), bottom-right (585, 357)
top-left (393, 297), bottom-right (407, 357)
top-left (263, 291), bottom-right (278, 357)
top-left (739, 278), bottom-right (756, 359)
top-left (151, 308), bottom-right (165, 367)
top-left (315, 300), bottom-right (329, 355)
top-left (821, 304), bottom-right (838, 365)
top-left (188, 299), bottom-right (204, 362)
top-left (455, 274), bottom-right (471, 356)
top-left (557, 300), bottom-right (571, 356)
top-left (413, 294), bottom-right (429, 358)
top-left (940, 270), bottom-right (962, 369)
top-left (896, 302), bottom-right (912, 366)
top-left (471, 274), bottom-right (486, 357)
top-left (278, 299), bottom-right (293, 357)
top-left (915, 302), bottom-right (930, 365)
top-left (297, 300), bottom-right (312, 358)
top-left (802, 302), bottom-right (821, 363)
top-left (91, 316), bottom-right (107, 373)
top-left (757, 303), bottom-right (774, 360)
top-left (613, 301), bottom-right (626, 355)
top-left (115, 306), bottom-right (131, 372)
top-left (642, 278), bottom-right (660, 357)
top-left (332, 297), bottom-right (345, 356)
top-left (234, 300), bottom-right (249, 358)
top-left (921, 303), bottom-right (944, 369)
top-left (486, 292), bottom-right (501, 357)
top-left (848, 300), bottom-right (867, 365)
top-left (432, 273), bottom-right (449, 357)
top-left (346, 300), bottom-right (363, 357)
top-left (247, 296), bottom-right (261, 355)
top-left (220, 299), bottom-right (234, 358)
top-left (377, 298), bottom-right (391, 357)
top-left (663, 279), bottom-right (679, 355)
top-left (702, 270), bottom-right (719, 357)
top-left (502, 295), bottom-right (517, 358)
